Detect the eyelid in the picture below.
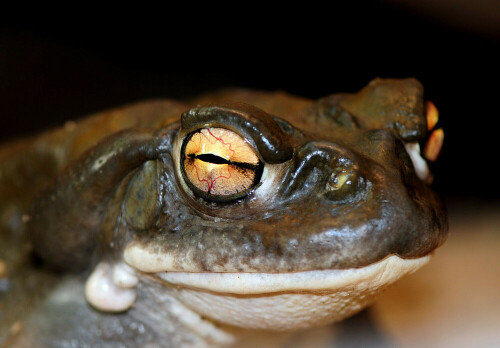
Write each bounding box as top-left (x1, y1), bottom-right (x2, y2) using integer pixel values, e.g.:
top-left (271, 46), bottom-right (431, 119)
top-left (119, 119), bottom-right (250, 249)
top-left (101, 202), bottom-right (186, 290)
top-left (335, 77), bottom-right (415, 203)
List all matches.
top-left (181, 104), bottom-right (293, 164)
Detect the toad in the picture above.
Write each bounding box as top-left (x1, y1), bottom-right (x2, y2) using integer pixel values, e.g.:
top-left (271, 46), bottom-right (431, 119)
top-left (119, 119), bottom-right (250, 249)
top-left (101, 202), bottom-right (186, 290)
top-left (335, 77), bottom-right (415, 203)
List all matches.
top-left (0, 78), bottom-right (447, 347)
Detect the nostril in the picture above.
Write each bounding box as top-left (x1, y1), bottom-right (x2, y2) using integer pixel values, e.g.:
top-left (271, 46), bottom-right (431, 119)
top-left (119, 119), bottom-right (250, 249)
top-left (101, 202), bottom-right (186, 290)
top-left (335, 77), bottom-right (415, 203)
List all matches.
top-left (324, 167), bottom-right (365, 203)
top-left (326, 169), bottom-right (353, 191)
top-left (280, 141), bottom-right (370, 204)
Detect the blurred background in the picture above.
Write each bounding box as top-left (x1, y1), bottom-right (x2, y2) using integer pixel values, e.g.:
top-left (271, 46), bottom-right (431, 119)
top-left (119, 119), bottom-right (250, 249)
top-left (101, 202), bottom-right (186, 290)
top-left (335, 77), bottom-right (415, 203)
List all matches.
top-left (1, 1), bottom-right (499, 347)
top-left (1, 0), bottom-right (499, 199)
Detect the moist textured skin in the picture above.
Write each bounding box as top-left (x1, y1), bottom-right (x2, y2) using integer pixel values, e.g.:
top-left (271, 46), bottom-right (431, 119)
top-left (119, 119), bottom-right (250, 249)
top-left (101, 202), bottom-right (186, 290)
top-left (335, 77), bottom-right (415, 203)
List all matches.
top-left (0, 78), bottom-right (447, 347)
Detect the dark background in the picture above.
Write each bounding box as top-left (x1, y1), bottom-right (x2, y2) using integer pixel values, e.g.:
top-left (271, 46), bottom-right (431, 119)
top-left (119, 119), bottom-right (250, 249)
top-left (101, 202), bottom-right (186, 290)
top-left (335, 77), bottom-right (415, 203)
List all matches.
top-left (1, 1), bottom-right (499, 199)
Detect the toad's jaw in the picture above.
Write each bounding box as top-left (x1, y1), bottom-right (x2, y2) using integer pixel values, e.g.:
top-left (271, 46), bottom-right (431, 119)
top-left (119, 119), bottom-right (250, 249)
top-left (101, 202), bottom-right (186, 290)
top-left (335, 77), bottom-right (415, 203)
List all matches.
top-left (152, 255), bottom-right (430, 294)
top-left (86, 247), bottom-right (431, 331)
top-left (125, 250), bottom-right (431, 330)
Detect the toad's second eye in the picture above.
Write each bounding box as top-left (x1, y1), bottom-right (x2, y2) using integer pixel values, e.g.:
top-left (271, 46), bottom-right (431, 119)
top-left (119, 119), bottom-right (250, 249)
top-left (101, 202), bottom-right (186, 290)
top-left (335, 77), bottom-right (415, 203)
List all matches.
top-left (181, 128), bottom-right (263, 202)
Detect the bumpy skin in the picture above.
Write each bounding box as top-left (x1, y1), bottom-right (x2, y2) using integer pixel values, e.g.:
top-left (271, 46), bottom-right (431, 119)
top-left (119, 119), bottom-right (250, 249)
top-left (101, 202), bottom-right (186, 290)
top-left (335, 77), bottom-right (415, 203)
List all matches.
top-left (0, 78), bottom-right (447, 347)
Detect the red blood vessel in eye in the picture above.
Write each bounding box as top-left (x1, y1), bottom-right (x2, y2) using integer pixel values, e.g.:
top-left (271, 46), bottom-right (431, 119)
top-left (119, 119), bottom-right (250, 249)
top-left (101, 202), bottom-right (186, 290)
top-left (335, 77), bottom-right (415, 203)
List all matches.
top-left (182, 128), bottom-right (262, 199)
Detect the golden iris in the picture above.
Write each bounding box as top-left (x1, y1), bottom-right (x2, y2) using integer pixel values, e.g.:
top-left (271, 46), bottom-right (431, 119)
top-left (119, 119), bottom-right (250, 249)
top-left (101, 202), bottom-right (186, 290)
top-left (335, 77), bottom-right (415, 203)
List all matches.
top-left (181, 128), bottom-right (263, 201)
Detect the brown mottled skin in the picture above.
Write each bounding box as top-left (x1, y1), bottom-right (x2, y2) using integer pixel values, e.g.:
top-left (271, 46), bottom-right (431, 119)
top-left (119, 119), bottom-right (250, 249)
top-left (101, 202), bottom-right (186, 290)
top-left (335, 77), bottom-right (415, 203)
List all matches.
top-left (0, 78), bottom-right (447, 347)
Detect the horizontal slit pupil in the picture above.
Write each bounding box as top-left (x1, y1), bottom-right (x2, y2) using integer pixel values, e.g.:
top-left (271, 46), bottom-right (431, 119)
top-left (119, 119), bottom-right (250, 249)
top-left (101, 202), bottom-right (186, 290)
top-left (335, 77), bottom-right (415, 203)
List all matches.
top-left (195, 154), bottom-right (229, 165)
top-left (187, 153), bottom-right (261, 170)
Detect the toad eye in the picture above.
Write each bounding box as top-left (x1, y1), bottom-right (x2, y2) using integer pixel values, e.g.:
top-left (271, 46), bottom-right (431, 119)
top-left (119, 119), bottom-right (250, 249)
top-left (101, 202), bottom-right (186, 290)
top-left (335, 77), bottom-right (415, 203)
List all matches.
top-left (181, 127), bottom-right (263, 202)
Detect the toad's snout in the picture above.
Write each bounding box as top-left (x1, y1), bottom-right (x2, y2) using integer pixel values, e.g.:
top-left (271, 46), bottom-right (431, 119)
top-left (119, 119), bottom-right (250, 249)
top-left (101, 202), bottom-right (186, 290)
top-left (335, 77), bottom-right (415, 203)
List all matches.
top-left (281, 141), bottom-right (368, 205)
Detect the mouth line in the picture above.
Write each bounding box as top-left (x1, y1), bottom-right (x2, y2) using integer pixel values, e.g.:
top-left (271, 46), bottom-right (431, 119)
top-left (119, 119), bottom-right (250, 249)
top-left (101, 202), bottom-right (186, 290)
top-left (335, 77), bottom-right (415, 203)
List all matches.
top-left (147, 254), bottom-right (431, 295)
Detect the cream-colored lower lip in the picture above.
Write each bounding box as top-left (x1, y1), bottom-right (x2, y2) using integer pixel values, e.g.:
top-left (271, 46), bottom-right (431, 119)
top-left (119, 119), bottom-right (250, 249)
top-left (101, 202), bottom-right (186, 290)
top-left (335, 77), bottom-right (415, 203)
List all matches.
top-left (144, 255), bottom-right (432, 331)
top-left (153, 254), bottom-right (431, 295)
